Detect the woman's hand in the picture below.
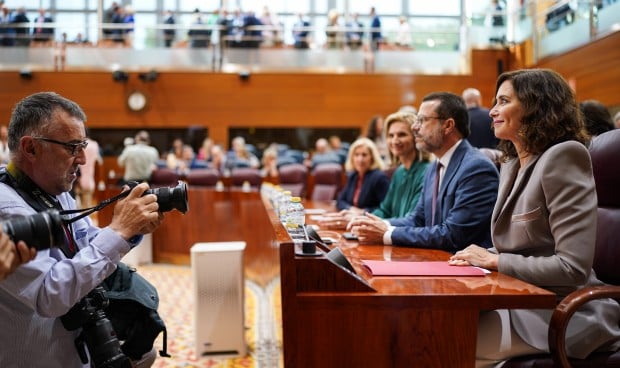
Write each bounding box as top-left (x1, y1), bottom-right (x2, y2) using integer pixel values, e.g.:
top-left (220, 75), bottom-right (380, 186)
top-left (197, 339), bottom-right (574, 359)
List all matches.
top-left (449, 244), bottom-right (499, 270)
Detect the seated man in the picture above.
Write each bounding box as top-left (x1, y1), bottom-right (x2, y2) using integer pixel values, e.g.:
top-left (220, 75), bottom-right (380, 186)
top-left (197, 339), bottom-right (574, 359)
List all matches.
top-left (347, 92), bottom-right (499, 251)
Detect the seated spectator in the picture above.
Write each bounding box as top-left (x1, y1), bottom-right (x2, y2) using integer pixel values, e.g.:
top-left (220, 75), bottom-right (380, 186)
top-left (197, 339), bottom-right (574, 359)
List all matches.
top-left (335, 137), bottom-right (389, 212)
top-left (305, 138), bottom-right (341, 169)
top-left (366, 114), bottom-right (389, 165)
top-left (260, 144), bottom-right (279, 178)
top-left (226, 136), bottom-right (260, 169)
top-left (207, 144), bottom-right (227, 174)
top-left (292, 13), bottom-right (310, 49)
top-left (166, 137), bottom-right (185, 169)
top-left (31, 8), bottom-right (54, 45)
top-left (196, 137), bottom-right (214, 161)
top-left (345, 13), bottom-right (363, 49)
top-left (188, 8), bottom-right (211, 48)
top-left (579, 99), bottom-right (614, 140)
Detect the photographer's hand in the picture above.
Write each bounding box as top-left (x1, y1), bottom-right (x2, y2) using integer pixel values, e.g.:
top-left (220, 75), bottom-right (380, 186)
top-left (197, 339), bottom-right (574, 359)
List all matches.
top-left (109, 182), bottom-right (164, 241)
top-left (0, 231), bottom-right (37, 281)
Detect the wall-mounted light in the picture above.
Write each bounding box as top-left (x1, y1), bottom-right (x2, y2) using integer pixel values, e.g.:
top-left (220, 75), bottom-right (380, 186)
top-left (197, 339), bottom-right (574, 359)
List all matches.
top-left (112, 70), bottom-right (129, 83)
top-left (138, 70), bottom-right (159, 82)
top-left (19, 68), bottom-right (33, 80)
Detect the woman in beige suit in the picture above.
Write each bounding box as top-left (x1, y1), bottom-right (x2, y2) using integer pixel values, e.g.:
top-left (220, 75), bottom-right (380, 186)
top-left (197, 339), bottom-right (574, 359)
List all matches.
top-left (449, 69), bottom-right (620, 366)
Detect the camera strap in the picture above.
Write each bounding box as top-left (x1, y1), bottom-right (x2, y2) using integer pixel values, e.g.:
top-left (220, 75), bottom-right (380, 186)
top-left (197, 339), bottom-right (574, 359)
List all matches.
top-left (0, 163), bottom-right (76, 257)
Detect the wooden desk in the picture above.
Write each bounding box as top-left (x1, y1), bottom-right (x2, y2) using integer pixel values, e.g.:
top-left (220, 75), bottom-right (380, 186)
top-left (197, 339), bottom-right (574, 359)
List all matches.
top-left (278, 200), bottom-right (556, 368)
top-left (98, 186), bottom-right (280, 286)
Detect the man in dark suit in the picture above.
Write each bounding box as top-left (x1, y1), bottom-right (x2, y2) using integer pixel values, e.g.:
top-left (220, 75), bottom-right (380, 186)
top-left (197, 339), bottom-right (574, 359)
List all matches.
top-left (292, 13), bottom-right (310, 49)
top-left (162, 10), bottom-right (176, 47)
top-left (463, 88), bottom-right (498, 149)
top-left (348, 92), bottom-right (499, 251)
top-left (32, 8), bottom-right (54, 43)
top-left (11, 6), bottom-right (29, 46)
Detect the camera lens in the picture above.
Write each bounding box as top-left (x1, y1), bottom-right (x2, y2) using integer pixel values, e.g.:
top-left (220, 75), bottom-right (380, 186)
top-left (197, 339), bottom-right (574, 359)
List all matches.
top-left (146, 181), bottom-right (188, 213)
top-left (1, 210), bottom-right (66, 250)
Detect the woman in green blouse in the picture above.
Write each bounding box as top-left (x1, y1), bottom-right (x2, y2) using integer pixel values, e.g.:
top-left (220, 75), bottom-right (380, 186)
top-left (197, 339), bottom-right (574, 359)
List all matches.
top-left (319, 111), bottom-right (429, 229)
top-left (372, 111), bottom-right (430, 219)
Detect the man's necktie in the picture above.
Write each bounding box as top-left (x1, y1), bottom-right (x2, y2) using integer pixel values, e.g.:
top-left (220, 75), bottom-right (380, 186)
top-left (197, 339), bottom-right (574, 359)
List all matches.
top-left (431, 162), bottom-right (442, 226)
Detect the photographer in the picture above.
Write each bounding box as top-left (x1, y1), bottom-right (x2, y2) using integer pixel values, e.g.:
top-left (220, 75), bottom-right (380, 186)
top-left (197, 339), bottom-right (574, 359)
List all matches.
top-left (0, 92), bottom-right (164, 367)
top-left (0, 229), bottom-right (36, 281)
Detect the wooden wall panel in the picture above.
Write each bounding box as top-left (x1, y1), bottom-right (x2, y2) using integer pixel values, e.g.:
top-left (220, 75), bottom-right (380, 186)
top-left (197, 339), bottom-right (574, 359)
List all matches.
top-left (0, 50), bottom-right (501, 146)
top-left (535, 31), bottom-right (620, 106)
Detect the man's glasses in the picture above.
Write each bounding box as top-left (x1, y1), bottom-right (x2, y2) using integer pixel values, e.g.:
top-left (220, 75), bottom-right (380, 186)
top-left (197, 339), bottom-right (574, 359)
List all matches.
top-left (33, 137), bottom-right (88, 156)
top-left (414, 116), bottom-right (445, 126)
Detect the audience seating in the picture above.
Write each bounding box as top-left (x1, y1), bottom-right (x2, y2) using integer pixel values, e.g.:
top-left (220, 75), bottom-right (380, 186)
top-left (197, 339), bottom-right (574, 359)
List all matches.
top-left (311, 163), bottom-right (343, 201)
top-left (149, 168), bottom-right (179, 187)
top-left (278, 163), bottom-right (308, 197)
top-left (230, 167), bottom-right (263, 188)
top-left (185, 168), bottom-right (220, 187)
top-left (503, 129), bottom-right (620, 368)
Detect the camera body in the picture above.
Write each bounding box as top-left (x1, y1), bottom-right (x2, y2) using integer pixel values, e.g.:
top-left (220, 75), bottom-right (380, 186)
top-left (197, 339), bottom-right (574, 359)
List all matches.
top-left (1, 209), bottom-right (66, 251)
top-left (61, 287), bottom-right (132, 368)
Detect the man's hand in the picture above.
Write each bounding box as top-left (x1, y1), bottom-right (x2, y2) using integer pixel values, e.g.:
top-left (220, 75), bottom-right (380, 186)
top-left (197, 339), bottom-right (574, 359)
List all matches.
top-left (0, 231), bottom-right (36, 281)
top-left (109, 182), bottom-right (164, 241)
top-left (346, 212), bottom-right (388, 244)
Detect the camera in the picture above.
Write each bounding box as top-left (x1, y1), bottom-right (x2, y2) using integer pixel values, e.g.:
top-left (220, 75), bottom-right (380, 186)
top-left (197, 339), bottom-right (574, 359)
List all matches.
top-left (143, 181), bottom-right (189, 213)
top-left (62, 287), bottom-right (132, 368)
top-left (1, 210), bottom-right (66, 251)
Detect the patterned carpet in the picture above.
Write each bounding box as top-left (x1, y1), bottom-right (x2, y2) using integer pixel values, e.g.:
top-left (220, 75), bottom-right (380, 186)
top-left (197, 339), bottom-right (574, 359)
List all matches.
top-left (135, 264), bottom-right (283, 368)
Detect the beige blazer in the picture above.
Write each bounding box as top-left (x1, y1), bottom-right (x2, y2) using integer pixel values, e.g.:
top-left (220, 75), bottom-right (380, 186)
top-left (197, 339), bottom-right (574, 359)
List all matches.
top-left (490, 141), bottom-right (620, 358)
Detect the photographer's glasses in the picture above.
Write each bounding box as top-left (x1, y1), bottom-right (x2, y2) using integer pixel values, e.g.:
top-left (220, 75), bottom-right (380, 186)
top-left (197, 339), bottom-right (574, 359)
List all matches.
top-left (33, 137), bottom-right (88, 156)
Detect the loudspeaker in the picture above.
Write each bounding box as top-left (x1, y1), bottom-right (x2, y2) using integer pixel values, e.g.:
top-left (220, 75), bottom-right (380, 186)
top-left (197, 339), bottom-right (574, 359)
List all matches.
top-left (191, 242), bottom-right (246, 357)
top-left (497, 59), bottom-right (504, 76)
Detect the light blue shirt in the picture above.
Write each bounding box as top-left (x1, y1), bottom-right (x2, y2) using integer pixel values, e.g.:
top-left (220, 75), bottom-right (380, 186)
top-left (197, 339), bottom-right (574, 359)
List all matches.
top-left (0, 183), bottom-right (137, 367)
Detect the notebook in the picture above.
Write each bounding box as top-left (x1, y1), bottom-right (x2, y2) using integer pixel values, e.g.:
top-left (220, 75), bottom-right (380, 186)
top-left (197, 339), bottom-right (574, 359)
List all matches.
top-left (361, 260), bottom-right (487, 276)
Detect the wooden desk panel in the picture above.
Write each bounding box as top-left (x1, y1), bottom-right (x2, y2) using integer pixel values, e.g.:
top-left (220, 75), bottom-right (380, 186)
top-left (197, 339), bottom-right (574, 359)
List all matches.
top-left (279, 200), bottom-right (556, 368)
top-left (98, 186), bottom-right (280, 286)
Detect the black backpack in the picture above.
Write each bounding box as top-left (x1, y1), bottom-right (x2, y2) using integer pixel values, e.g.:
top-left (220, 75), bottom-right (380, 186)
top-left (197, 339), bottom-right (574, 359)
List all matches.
top-left (101, 262), bottom-right (170, 360)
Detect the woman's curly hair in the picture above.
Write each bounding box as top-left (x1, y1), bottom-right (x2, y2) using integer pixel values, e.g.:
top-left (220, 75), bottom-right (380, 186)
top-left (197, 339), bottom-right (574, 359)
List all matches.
top-left (493, 69), bottom-right (589, 160)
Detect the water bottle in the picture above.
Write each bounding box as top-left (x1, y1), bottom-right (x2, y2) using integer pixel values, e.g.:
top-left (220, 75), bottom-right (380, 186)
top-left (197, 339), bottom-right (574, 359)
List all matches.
top-left (279, 191), bottom-right (292, 222)
top-left (286, 196), bottom-right (305, 230)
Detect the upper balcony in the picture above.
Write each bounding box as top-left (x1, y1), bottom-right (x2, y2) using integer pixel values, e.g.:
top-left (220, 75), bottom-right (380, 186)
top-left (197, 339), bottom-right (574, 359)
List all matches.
top-left (0, 0), bottom-right (618, 75)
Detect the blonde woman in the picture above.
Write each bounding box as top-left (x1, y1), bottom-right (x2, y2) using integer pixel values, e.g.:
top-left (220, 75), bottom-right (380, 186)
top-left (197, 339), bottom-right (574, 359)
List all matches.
top-left (335, 137), bottom-right (389, 211)
top-left (372, 111), bottom-right (430, 219)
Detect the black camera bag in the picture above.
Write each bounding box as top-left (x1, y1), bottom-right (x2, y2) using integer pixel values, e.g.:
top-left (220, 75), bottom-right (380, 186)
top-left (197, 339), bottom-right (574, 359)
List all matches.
top-left (101, 262), bottom-right (170, 360)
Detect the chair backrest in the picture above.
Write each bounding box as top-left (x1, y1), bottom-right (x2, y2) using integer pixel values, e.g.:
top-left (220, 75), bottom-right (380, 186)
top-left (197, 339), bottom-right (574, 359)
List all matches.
top-left (479, 147), bottom-right (502, 170)
top-left (149, 168), bottom-right (179, 188)
top-left (278, 163), bottom-right (308, 197)
top-left (589, 129), bottom-right (620, 286)
top-left (185, 168), bottom-right (220, 187)
top-left (311, 163), bottom-right (343, 201)
top-left (231, 167), bottom-right (262, 188)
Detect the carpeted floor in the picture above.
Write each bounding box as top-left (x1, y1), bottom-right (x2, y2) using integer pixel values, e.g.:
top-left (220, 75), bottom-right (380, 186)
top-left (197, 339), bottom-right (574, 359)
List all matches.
top-left (135, 264), bottom-right (283, 368)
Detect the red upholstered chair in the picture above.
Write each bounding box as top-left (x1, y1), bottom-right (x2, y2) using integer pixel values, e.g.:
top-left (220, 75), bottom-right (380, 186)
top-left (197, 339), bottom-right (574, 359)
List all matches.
top-left (503, 129), bottom-right (620, 368)
top-left (185, 168), bottom-right (220, 187)
top-left (231, 167), bottom-right (262, 189)
top-left (149, 168), bottom-right (179, 188)
top-left (278, 163), bottom-right (308, 197)
top-left (311, 163), bottom-right (343, 201)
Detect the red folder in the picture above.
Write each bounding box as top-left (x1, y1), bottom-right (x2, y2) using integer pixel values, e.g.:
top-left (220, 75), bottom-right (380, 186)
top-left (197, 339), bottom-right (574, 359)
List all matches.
top-left (361, 260), bottom-right (486, 276)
